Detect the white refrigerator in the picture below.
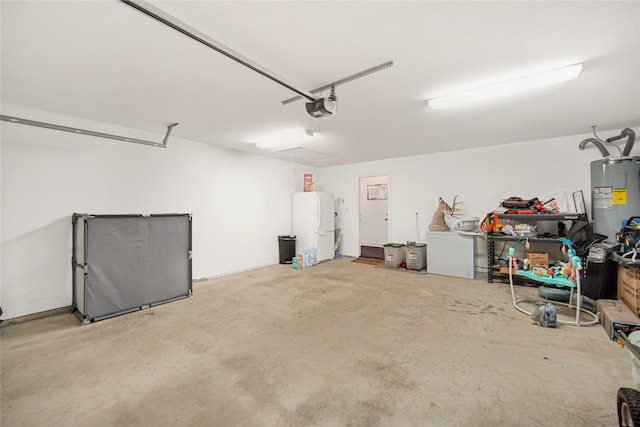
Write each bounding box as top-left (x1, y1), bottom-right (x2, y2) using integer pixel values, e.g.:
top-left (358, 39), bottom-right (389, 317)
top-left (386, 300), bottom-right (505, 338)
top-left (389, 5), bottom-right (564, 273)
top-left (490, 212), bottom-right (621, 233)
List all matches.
top-left (292, 192), bottom-right (335, 263)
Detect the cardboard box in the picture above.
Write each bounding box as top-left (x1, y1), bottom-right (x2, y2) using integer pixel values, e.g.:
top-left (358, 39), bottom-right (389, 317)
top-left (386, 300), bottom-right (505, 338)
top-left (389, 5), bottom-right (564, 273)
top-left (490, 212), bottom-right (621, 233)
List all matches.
top-left (618, 265), bottom-right (640, 314)
top-left (596, 299), bottom-right (640, 340)
top-left (303, 173), bottom-right (314, 192)
top-left (526, 251), bottom-right (549, 268)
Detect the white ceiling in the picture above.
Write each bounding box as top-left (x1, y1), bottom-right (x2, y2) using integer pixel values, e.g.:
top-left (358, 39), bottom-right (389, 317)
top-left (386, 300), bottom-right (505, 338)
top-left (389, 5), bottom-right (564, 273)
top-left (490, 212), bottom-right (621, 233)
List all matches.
top-left (2, 1), bottom-right (639, 167)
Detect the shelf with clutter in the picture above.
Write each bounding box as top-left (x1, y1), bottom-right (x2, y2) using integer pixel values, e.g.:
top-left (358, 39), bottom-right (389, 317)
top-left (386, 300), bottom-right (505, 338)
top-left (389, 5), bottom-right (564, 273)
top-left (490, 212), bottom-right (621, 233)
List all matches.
top-left (507, 237), bottom-right (599, 326)
top-left (613, 217), bottom-right (640, 268)
top-left (484, 192), bottom-right (591, 286)
top-left (485, 209), bottom-right (589, 283)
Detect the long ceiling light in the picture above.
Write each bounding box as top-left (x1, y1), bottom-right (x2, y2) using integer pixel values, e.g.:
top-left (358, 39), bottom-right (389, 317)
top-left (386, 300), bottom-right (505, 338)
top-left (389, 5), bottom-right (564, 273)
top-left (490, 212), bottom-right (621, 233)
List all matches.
top-left (253, 129), bottom-right (314, 150)
top-left (426, 63), bottom-right (583, 110)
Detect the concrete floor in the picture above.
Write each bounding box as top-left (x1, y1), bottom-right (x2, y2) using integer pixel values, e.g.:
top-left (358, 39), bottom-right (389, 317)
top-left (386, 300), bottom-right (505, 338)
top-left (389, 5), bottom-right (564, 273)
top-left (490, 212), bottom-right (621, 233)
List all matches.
top-left (0, 256), bottom-right (633, 426)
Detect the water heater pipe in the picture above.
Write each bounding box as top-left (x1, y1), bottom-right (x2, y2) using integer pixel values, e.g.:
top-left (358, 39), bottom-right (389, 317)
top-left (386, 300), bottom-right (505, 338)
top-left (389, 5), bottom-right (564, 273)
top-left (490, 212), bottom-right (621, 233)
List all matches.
top-left (579, 137), bottom-right (610, 157)
top-left (606, 128), bottom-right (636, 157)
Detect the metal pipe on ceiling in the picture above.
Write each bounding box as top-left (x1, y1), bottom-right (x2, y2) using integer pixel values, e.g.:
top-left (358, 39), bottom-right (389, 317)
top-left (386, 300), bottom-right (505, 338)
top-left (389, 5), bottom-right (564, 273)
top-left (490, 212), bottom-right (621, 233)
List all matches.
top-left (281, 61), bottom-right (395, 105)
top-left (120, 0), bottom-right (318, 102)
top-left (1, 115), bottom-right (179, 148)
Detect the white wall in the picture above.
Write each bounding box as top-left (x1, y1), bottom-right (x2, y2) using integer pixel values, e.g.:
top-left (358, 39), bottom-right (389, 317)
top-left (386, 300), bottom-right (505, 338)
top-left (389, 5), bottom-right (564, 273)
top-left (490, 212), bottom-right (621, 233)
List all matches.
top-left (2, 104), bottom-right (637, 320)
top-left (1, 105), bottom-right (318, 319)
top-left (318, 129), bottom-right (640, 269)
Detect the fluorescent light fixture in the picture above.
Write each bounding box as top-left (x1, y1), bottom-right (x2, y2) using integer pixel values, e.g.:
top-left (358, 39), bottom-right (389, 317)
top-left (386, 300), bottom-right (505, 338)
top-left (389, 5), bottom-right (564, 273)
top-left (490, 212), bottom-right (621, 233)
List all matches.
top-left (426, 63), bottom-right (583, 110)
top-left (253, 129), bottom-right (314, 150)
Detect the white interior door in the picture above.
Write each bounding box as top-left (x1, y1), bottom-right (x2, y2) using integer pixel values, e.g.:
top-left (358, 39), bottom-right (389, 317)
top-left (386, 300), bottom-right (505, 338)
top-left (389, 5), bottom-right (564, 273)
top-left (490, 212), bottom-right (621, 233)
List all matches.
top-left (359, 176), bottom-right (389, 248)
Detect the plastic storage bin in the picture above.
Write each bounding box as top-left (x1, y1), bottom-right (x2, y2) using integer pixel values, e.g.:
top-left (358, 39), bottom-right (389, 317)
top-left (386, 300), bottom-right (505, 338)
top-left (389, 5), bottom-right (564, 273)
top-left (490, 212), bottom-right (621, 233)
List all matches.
top-left (278, 235), bottom-right (296, 264)
top-left (384, 243), bottom-right (405, 268)
top-left (405, 242), bottom-right (427, 271)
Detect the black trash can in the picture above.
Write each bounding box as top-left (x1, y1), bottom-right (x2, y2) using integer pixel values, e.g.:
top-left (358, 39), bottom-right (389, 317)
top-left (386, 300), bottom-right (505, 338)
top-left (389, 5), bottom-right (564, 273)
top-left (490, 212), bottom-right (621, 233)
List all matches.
top-left (278, 235), bottom-right (296, 264)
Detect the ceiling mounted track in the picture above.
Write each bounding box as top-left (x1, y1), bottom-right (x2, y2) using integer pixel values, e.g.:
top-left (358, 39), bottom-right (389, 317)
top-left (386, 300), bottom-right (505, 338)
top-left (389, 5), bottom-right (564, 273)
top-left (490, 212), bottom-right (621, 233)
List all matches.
top-left (281, 61), bottom-right (394, 105)
top-left (120, 0), bottom-right (317, 102)
top-left (1, 115), bottom-right (179, 148)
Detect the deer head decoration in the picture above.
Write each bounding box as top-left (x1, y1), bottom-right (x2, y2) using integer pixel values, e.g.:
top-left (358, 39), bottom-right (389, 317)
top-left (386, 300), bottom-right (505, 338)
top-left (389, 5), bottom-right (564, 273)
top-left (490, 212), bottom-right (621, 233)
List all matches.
top-left (429, 196), bottom-right (462, 231)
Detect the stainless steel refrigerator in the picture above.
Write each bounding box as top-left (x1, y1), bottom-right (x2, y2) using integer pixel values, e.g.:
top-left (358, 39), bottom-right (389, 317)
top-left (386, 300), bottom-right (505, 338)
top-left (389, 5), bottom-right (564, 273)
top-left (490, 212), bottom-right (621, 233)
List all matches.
top-left (293, 191), bottom-right (335, 263)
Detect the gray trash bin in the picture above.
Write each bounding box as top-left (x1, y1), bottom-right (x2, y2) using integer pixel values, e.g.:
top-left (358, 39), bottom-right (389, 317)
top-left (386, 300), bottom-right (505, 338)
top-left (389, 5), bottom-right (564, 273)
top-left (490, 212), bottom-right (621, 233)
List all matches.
top-left (405, 242), bottom-right (427, 270)
top-left (384, 243), bottom-right (406, 268)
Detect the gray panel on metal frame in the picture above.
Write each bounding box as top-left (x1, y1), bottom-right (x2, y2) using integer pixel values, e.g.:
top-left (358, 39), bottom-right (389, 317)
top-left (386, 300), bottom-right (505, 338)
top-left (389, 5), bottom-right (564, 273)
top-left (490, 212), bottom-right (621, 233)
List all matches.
top-left (84, 215), bottom-right (190, 321)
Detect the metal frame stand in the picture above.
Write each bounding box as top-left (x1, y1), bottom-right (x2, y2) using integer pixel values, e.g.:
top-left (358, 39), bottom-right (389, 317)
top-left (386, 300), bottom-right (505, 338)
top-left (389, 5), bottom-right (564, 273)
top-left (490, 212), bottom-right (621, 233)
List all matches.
top-left (508, 257), bottom-right (599, 326)
top-left (72, 213), bottom-right (193, 323)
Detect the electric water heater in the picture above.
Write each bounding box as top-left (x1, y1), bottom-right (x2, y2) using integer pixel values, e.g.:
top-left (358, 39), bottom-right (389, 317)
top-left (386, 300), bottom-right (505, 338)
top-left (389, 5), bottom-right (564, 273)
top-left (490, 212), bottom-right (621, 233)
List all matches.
top-left (591, 156), bottom-right (640, 243)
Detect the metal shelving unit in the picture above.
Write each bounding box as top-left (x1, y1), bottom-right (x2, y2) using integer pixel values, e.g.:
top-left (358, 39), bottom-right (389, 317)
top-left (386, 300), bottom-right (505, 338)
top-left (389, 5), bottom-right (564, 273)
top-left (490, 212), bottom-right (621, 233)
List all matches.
top-left (487, 213), bottom-right (587, 283)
